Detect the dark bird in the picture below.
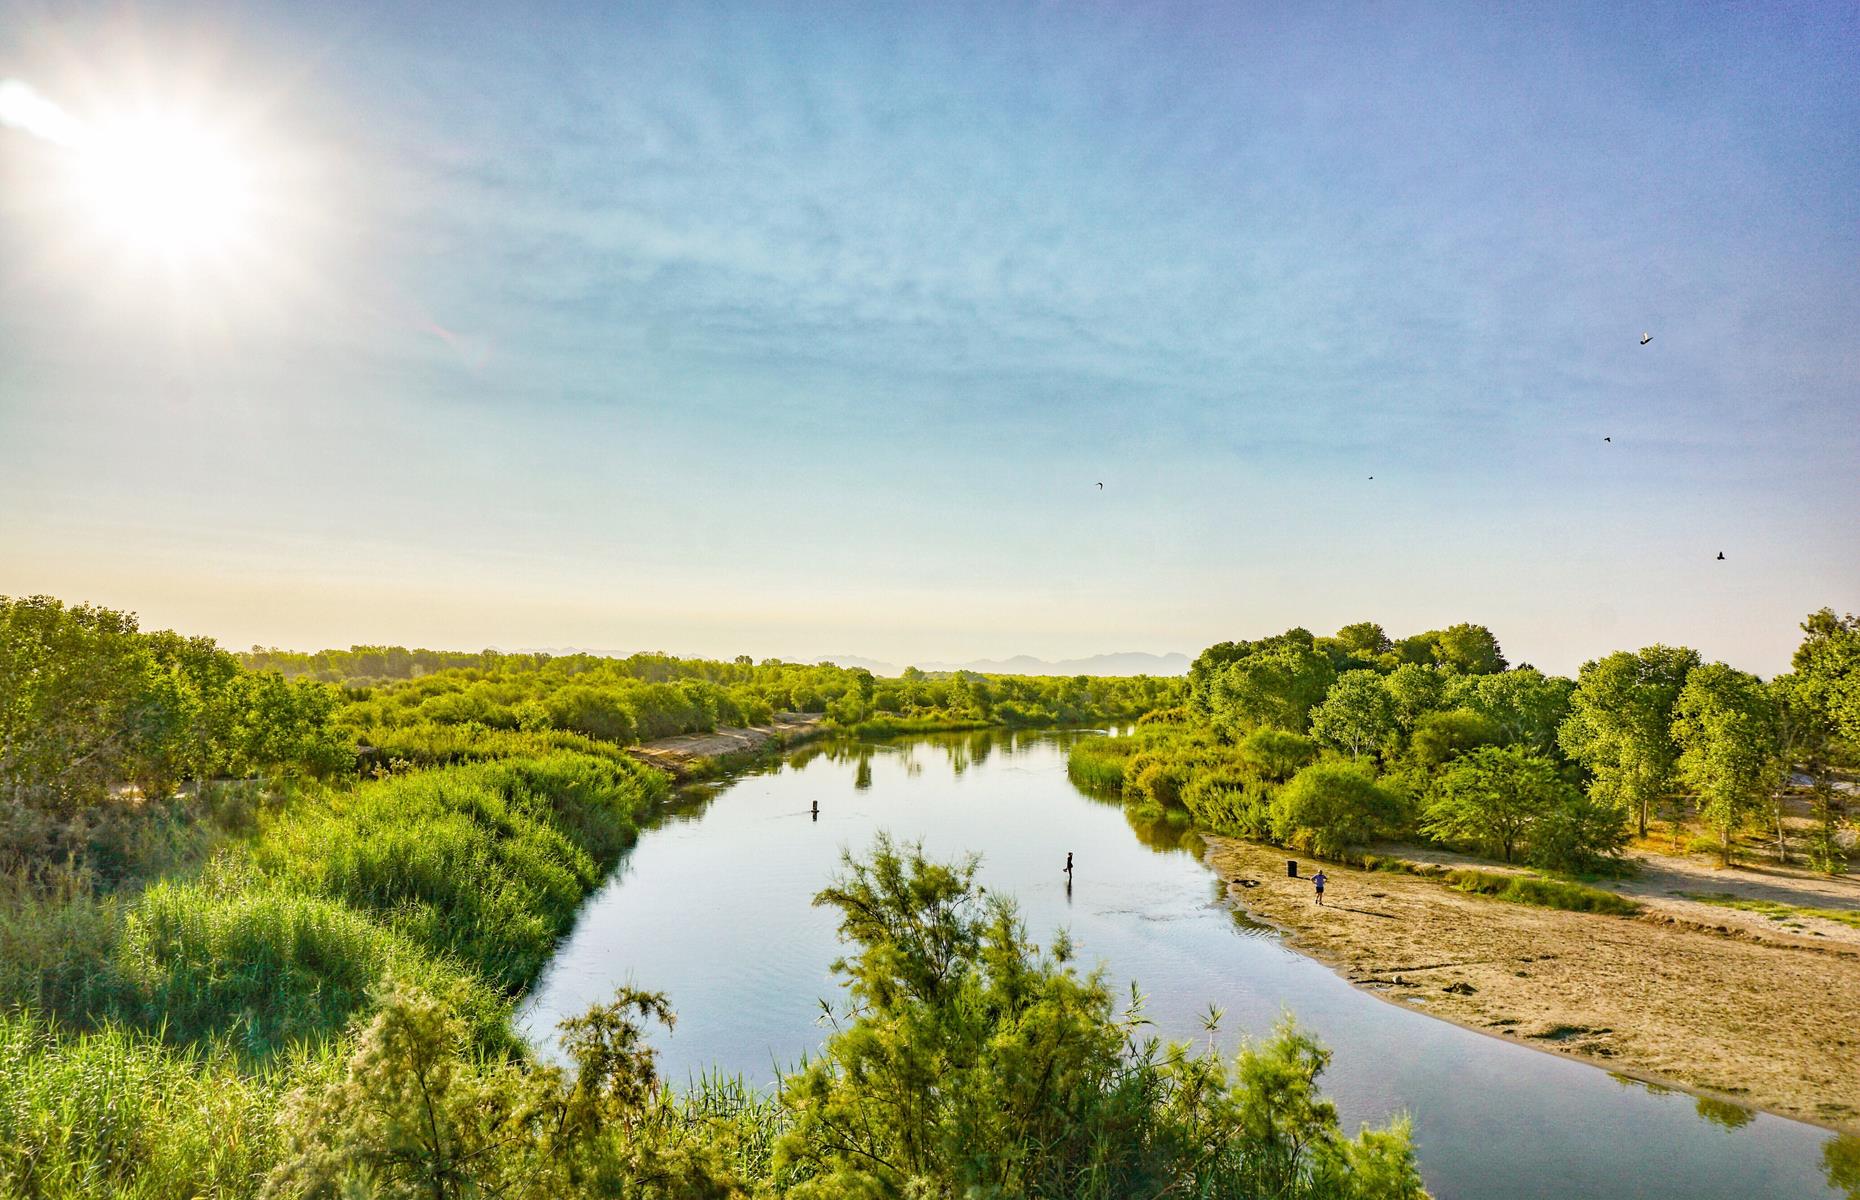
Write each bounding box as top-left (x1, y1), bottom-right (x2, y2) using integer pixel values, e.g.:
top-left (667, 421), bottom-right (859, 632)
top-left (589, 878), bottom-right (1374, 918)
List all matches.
top-left (1096, 482), bottom-right (1103, 490)
top-left (1717, 551), bottom-right (1726, 561)
top-left (1368, 476), bottom-right (1374, 480)
top-left (1604, 436), bottom-right (1612, 442)
top-left (1640, 332), bottom-right (1652, 345)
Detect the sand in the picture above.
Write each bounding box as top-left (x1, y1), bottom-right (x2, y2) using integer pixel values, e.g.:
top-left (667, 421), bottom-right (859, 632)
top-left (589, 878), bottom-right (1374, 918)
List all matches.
top-left (1204, 836), bottom-right (1860, 1131)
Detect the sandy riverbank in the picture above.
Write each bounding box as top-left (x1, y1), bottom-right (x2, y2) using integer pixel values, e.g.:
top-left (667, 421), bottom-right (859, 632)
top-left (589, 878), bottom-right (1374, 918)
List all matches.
top-left (1204, 836), bottom-right (1860, 1132)
top-left (627, 712), bottom-right (827, 776)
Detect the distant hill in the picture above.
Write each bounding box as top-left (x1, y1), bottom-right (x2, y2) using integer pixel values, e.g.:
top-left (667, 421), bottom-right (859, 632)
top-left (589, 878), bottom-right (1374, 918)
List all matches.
top-left (815, 652), bottom-right (1190, 677)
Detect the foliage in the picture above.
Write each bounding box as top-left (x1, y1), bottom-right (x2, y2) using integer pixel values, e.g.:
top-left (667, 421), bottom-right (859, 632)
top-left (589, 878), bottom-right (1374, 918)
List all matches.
top-left (0, 1008), bottom-right (310, 1200)
top-left (250, 753), bottom-right (664, 995)
top-left (769, 837), bottom-right (1424, 1198)
top-left (1207, 633), bottom-right (1337, 735)
top-left (1240, 727), bottom-right (1319, 782)
top-left (1392, 624), bottom-right (1508, 675)
top-left (1404, 710), bottom-right (1505, 775)
top-left (1441, 668), bottom-right (1573, 757)
top-left (1, 596), bottom-right (348, 876)
top-left (1422, 746), bottom-right (1591, 866)
top-left (1792, 609), bottom-right (1860, 746)
top-left (1310, 671), bottom-right (1398, 760)
top-left (1672, 663), bottom-right (1782, 866)
top-left (1271, 762), bottom-right (1405, 859)
top-left (1558, 645), bottom-right (1700, 838)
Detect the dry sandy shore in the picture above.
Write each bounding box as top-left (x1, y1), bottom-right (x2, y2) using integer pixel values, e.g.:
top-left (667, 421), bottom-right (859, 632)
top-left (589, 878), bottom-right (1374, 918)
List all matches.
top-left (627, 713), bottom-right (826, 776)
top-left (1204, 836), bottom-right (1860, 1132)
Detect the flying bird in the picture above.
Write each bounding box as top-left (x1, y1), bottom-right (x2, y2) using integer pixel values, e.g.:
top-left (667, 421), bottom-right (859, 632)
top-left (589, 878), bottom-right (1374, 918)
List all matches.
top-left (1716, 551), bottom-right (1726, 560)
top-left (1096, 482), bottom-right (1103, 490)
top-left (1604, 436), bottom-right (1612, 443)
top-left (1640, 332), bottom-right (1652, 345)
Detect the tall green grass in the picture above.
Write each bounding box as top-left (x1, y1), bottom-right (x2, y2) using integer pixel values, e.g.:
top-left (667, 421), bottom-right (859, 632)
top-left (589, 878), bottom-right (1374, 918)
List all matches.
top-left (1445, 869), bottom-right (1640, 915)
top-left (0, 1009), bottom-right (322, 1200)
top-left (1065, 734), bottom-right (1135, 794)
top-left (249, 752), bottom-right (662, 994)
top-left (0, 748), bottom-right (669, 1198)
top-left (115, 876), bottom-right (511, 1055)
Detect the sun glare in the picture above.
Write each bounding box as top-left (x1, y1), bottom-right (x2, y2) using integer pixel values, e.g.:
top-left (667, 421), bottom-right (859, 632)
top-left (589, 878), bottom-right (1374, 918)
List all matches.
top-left (73, 113), bottom-right (253, 259)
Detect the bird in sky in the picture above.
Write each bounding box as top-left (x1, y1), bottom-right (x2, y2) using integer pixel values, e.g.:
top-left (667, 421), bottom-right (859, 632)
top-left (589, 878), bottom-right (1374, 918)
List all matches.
top-left (1640, 332), bottom-right (1652, 345)
top-left (1096, 482), bottom-right (1103, 490)
top-left (1717, 551), bottom-right (1726, 561)
top-left (1368, 476), bottom-right (1374, 480)
top-left (1604, 436), bottom-right (1612, 443)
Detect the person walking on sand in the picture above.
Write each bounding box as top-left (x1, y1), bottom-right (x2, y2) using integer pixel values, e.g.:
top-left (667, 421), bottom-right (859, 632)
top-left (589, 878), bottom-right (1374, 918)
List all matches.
top-left (1312, 870), bottom-right (1327, 906)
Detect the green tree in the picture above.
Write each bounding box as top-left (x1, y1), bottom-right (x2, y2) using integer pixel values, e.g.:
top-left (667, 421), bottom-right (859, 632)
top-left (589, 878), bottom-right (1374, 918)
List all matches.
top-left (1271, 762), bottom-right (1405, 858)
top-left (1383, 664), bottom-right (1448, 739)
top-left (1309, 671), bottom-right (1398, 759)
top-left (1334, 622), bottom-right (1392, 657)
top-left (1793, 609), bottom-right (1860, 744)
top-left (1445, 668), bottom-right (1574, 757)
top-left (1209, 638), bottom-right (1337, 735)
top-left (1406, 709), bottom-right (1504, 775)
top-left (1422, 746), bottom-right (1571, 864)
top-left (1672, 663), bottom-right (1782, 866)
top-left (1559, 645), bottom-right (1700, 839)
top-left (1392, 624), bottom-right (1507, 674)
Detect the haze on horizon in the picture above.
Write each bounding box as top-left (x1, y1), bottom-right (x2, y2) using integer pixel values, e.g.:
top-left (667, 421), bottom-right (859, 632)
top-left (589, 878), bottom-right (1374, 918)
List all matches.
top-left (1, 1), bottom-right (1855, 678)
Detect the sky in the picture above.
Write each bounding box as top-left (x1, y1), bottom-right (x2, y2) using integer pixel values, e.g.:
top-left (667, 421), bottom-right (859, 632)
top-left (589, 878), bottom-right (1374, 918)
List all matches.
top-left (0, 1), bottom-right (1855, 675)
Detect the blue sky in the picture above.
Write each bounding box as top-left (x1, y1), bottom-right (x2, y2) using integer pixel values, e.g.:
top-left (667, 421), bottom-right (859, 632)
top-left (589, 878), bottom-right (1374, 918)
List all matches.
top-left (1, 1), bottom-right (1855, 673)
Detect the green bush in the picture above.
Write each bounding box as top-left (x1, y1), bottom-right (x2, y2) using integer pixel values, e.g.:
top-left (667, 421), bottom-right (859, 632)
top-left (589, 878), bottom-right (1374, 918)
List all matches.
top-left (1271, 762), bottom-right (1406, 858)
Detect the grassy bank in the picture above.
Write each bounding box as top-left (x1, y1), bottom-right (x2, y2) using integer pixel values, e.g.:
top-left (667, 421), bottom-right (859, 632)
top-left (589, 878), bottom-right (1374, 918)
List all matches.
top-left (0, 747), bottom-right (666, 1195)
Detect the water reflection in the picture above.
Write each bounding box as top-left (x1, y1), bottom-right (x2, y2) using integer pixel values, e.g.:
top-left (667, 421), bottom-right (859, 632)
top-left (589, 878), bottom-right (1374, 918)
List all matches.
top-left (523, 729), bottom-right (1845, 1199)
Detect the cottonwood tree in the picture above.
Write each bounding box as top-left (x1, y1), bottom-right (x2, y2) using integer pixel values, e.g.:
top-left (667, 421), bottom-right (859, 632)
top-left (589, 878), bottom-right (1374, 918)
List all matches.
top-left (1209, 639), bottom-right (1337, 736)
top-left (1445, 668), bottom-right (1575, 757)
top-left (1559, 645), bottom-right (1700, 839)
top-left (1422, 746), bottom-right (1571, 864)
top-left (1793, 608), bottom-right (1860, 744)
top-left (1673, 663), bottom-right (1783, 866)
top-left (1309, 671), bottom-right (1398, 760)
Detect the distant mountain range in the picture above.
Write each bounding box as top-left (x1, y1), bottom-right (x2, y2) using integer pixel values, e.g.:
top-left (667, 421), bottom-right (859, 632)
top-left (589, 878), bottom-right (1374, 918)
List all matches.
top-left (815, 651), bottom-right (1191, 678)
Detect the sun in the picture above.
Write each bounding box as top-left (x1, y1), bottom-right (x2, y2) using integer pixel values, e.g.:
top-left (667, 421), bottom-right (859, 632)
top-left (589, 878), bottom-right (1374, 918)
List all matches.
top-left (71, 111), bottom-right (255, 260)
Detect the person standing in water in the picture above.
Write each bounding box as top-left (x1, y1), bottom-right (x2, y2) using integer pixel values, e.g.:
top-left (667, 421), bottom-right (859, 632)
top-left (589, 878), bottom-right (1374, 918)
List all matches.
top-left (1311, 869), bottom-right (1327, 906)
top-left (1064, 851), bottom-right (1073, 879)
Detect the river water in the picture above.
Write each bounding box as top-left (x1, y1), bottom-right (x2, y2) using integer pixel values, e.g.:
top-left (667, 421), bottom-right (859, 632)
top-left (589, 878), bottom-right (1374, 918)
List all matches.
top-left (518, 729), bottom-right (1851, 1199)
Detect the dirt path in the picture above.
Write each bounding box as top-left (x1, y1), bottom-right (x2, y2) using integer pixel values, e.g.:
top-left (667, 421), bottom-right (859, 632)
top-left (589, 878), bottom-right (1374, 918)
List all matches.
top-left (627, 713), bottom-right (826, 776)
top-left (1204, 837), bottom-right (1860, 1132)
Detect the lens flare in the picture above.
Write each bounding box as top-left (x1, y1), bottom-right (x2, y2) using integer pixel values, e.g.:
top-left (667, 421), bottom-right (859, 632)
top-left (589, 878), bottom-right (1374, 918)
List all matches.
top-left (73, 113), bottom-right (254, 258)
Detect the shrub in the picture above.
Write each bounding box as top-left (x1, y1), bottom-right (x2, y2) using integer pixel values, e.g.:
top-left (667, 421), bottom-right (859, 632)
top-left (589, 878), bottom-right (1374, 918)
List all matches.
top-left (1240, 728), bottom-right (1319, 782)
top-left (1270, 761), bottom-right (1405, 858)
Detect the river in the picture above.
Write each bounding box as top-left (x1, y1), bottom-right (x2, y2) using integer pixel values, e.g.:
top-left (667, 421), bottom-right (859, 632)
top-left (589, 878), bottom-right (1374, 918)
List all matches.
top-left (518, 729), bottom-right (1851, 1199)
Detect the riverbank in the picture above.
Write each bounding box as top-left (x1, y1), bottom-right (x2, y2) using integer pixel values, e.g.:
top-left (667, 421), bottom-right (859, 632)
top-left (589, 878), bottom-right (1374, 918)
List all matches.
top-left (1204, 836), bottom-right (1860, 1133)
top-left (626, 712), bottom-right (827, 777)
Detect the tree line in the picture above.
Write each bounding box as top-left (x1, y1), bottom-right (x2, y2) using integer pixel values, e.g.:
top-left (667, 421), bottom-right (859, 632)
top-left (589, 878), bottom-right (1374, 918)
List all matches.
top-left (2, 594), bottom-right (1182, 873)
top-left (1080, 611), bottom-right (1857, 873)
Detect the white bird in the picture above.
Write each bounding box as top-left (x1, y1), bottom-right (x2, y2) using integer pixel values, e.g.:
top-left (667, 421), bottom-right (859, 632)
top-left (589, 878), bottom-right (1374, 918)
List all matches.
top-left (1640, 332), bottom-right (1652, 345)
